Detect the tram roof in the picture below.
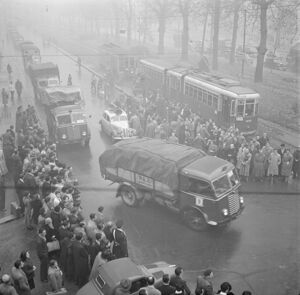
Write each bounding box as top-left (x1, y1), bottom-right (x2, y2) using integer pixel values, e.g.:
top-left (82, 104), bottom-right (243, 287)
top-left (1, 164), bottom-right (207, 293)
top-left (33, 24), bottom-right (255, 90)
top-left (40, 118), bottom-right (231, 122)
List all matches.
top-left (185, 73), bottom-right (260, 98)
top-left (140, 58), bottom-right (175, 71)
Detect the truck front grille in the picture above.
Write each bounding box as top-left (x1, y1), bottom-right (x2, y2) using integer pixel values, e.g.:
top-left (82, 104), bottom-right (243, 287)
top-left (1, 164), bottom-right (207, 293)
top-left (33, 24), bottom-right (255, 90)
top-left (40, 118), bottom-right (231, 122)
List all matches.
top-left (228, 193), bottom-right (240, 215)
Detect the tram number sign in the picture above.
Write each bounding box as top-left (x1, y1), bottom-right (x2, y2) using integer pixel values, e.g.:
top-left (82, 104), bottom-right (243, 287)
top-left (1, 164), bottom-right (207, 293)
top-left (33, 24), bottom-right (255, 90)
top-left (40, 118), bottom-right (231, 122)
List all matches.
top-left (195, 197), bottom-right (203, 207)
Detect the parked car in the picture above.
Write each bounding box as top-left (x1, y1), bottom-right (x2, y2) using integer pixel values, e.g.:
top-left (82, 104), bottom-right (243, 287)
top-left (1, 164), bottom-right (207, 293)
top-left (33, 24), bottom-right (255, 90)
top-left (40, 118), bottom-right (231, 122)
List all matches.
top-left (77, 257), bottom-right (176, 295)
top-left (99, 104), bottom-right (136, 141)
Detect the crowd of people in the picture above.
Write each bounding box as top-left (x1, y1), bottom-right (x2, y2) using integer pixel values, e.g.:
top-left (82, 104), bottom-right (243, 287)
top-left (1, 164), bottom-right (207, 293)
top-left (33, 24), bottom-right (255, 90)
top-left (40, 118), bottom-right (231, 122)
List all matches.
top-left (116, 90), bottom-right (299, 184)
top-left (0, 105), bottom-right (129, 294)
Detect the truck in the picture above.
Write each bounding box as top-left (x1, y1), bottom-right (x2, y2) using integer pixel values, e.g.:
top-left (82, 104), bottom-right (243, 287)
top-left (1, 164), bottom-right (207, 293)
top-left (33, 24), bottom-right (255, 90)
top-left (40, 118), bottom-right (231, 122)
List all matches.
top-left (41, 86), bottom-right (91, 146)
top-left (76, 257), bottom-right (175, 295)
top-left (28, 62), bottom-right (60, 100)
top-left (99, 138), bottom-right (244, 231)
top-left (20, 43), bottom-right (41, 69)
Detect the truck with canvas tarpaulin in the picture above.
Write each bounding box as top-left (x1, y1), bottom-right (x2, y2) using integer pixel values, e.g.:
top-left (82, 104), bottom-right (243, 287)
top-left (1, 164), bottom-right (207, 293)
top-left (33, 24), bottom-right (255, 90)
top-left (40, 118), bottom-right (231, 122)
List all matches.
top-left (28, 62), bottom-right (60, 100)
top-left (99, 138), bottom-right (244, 231)
top-left (20, 43), bottom-right (41, 69)
top-left (41, 86), bottom-right (91, 146)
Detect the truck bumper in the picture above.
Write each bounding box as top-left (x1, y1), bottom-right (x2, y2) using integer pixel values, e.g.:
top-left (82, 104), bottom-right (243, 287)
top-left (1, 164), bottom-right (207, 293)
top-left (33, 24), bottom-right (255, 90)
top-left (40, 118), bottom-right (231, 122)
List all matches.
top-left (208, 205), bottom-right (245, 226)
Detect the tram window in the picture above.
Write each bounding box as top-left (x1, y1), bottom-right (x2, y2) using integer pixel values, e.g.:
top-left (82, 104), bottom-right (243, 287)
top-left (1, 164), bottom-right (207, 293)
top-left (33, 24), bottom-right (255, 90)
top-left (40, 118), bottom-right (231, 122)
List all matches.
top-left (203, 91), bottom-right (208, 104)
top-left (255, 102), bottom-right (258, 115)
top-left (230, 100), bottom-right (236, 116)
top-left (213, 96), bottom-right (218, 109)
top-left (193, 87), bottom-right (197, 99)
top-left (245, 99), bottom-right (255, 116)
top-left (208, 93), bottom-right (213, 106)
top-left (198, 90), bottom-right (203, 102)
top-left (237, 100), bottom-right (244, 116)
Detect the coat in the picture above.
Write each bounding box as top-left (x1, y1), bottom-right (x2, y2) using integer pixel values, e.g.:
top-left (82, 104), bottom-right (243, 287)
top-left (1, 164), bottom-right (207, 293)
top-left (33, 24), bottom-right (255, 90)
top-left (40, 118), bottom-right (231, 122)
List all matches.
top-left (21, 258), bottom-right (35, 290)
top-left (71, 240), bottom-right (90, 286)
top-left (112, 228), bottom-right (128, 259)
top-left (59, 236), bottom-right (72, 274)
top-left (253, 152), bottom-right (265, 177)
top-left (169, 275), bottom-right (190, 295)
top-left (36, 235), bottom-right (48, 259)
top-left (156, 284), bottom-right (176, 295)
top-left (281, 152), bottom-right (293, 177)
top-left (11, 267), bottom-right (31, 295)
top-left (267, 152), bottom-right (281, 176)
top-left (240, 152), bottom-right (251, 177)
top-left (48, 266), bottom-right (63, 291)
top-left (0, 283), bottom-right (18, 295)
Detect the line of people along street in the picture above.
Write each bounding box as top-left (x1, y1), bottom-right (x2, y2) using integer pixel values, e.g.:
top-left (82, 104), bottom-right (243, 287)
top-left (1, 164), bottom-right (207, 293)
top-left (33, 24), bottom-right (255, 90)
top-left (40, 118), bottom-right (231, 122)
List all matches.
top-left (0, 102), bottom-right (130, 294)
top-left (115, 90), bottom-right (299, 184)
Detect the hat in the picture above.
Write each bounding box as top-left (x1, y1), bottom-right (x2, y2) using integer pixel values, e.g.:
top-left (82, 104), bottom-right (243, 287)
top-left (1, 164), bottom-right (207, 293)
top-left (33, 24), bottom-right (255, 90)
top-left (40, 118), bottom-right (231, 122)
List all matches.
top-left (45, 217), bottom-right (52, 225)
top-left (120, 279), bottom-right (132, 290)
top-left (2, 274), bottom-right (10, 283)
top-left (116, 219), bottom-right (123, 228)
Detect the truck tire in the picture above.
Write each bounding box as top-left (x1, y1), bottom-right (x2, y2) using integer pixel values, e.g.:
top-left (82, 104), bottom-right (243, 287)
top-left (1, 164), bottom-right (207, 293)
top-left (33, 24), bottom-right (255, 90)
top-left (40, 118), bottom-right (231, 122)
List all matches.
top-left (119, 185), bottom-right (139, 207)
top-left (182, 208), bottom-right (208, 231)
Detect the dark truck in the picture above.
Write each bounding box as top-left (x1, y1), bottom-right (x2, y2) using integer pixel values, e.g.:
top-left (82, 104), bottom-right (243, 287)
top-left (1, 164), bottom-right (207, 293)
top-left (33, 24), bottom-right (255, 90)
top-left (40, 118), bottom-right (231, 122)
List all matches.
top-left (28, 62), bottom-right (60, 101)
top-left (20, 43), bottom-right (41, 69)
top-left (41, 86), bottom-right (91, 146)
top-left (99, 138), bottom-right (244, 231)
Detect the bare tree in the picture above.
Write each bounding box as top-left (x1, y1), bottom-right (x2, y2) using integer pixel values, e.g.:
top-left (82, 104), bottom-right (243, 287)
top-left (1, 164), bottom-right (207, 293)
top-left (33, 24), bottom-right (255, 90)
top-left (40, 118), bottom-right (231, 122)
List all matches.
top-left (212, 0), bottom-right (221, 70)
top-left (229, 0), bottom-right (244, 64)
top-left (178, 0), bottom-right (193, 60)
top-left (253, 0), bottom-right (275, 82)
top-left (150, 0), bottom-right (171, 54)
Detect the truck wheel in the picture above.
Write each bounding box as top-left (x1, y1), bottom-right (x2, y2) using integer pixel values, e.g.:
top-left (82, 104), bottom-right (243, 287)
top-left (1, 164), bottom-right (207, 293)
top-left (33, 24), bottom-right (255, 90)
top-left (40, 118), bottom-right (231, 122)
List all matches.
top-left (182, 208), bottom-right (207, 231)
top-left (119, 186), bottom-right (139, 207)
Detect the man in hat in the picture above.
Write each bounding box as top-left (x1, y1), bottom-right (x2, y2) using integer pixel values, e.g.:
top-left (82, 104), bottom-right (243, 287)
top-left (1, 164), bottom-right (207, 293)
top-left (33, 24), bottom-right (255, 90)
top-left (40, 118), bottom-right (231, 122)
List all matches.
top-left (195, 269), bottom-right (214, 295)
top-left (277, 143), bottom-right (286, 177)
top-left (170, 267), bottom-right (190, 295)
top-left (112, 220), bottom-right (128, 259)
top-left (0, 274), bottom-right (18, 294)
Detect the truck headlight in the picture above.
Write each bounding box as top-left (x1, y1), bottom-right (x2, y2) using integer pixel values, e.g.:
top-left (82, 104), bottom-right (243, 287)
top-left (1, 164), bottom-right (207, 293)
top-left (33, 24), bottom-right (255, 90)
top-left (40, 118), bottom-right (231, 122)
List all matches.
top-left (240, 196), bottom-right (244, 204)
top-left (82, 131), bottom-right (87, 136)
top-left (61, 134), bottom-right (67, 139)
top-left (222, 209), bottom-right (228, 216)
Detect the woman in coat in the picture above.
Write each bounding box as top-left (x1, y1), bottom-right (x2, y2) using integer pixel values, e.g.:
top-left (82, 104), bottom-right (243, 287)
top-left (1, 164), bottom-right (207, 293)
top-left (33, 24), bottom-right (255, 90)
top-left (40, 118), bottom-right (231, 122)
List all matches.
top-left (267, 149), bottom-right (281, 183)
top-left (281, 149), bottom-right (294, 182)
top-left (253, 149), bottom-right (265, 181)
top-left (20, 251), bottom-right (36, 290)
top-left (239, 148), bottom-right (252, 182)
top-left (11, 260), bottom-right (31, 295)
top-left (23, 192), bottom-right (33, 230)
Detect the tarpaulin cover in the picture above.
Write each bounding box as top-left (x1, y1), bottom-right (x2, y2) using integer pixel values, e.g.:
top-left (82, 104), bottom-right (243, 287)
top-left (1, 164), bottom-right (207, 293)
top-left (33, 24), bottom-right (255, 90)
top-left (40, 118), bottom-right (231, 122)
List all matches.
top-left (99, 138), bottom-right (206, 190)
top-left (41, 86), bottom-right (81, 106)
top-left (29, 62), bottom-right (59, 79)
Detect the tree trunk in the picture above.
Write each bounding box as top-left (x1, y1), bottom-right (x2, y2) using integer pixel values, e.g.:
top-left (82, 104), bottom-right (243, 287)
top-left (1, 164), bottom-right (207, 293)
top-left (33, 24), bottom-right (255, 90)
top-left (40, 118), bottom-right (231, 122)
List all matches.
top-left (127, 0), bottom-right (133, 44)
top-left (158, 16), bottom-right (166, 54)
top-left (181, 13), bottom-right (189, 60)
top-left (230, 2), bottom-right (240, 64)
top-left (201, 9), bottom-right (209, 56)
top-left (254, 2), bottom-right (268, 82)
top-left (212, 0), bottom-right (221, 70)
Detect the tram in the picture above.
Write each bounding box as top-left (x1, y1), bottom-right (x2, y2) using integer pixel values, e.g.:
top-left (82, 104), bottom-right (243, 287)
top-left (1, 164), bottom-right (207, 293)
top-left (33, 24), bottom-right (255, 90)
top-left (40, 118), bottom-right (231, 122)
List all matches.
top-left (138, 59), bottom-right (259, 134)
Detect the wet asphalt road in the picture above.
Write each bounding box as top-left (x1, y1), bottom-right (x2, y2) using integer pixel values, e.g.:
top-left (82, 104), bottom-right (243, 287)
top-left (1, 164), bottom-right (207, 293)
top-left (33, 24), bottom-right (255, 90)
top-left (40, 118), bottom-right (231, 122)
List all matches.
top-left (4, 28), bottom-right (299, 295)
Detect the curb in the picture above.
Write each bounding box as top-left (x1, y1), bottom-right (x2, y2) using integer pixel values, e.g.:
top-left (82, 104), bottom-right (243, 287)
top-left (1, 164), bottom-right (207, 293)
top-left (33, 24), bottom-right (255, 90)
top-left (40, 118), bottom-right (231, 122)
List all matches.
top-left (0, 214), bottom-right (17, 225)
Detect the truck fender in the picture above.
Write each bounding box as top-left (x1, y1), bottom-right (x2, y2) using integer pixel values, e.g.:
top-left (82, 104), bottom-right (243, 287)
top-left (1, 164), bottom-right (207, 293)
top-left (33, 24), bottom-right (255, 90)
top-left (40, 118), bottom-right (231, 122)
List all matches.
top-left (181, 206), bottom-right (209, 223)
top-left (116, 182), bottom-right (143, 201)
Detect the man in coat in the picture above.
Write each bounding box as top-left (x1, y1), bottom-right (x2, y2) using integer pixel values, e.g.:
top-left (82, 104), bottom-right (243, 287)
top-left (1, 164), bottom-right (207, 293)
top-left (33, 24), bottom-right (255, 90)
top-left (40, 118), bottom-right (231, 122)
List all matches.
top-left (0, 274), bottom-right (18, 295)
top-left (11, 260), bottom-right (31, 295)
top-left (112, 220), bottom-right (128, 259)
top-left (71, 232), bottom-right (90, 287)
top-left (15, 79), bottom-right (23, 99)
top-left (170, 267), bottom-right (190, 295)
top-left (36, 228), bottom-right (48, 282)
top-left (156, 274), bottom-right (175, 295)
top-left (23, 169), bottom-right (37, 195)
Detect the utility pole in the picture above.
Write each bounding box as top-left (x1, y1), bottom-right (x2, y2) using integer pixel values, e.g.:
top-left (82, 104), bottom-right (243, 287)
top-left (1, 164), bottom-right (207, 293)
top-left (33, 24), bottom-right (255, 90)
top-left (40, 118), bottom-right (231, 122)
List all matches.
top-left (241, 9), bottom-right (247, 77)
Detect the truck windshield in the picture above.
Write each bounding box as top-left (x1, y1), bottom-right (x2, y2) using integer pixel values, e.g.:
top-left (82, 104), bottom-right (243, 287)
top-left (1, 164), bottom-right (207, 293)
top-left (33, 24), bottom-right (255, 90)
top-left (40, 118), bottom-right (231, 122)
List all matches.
top-left (111, 115), bottom-right (127, 122)
top-left (57, 114), bottom-right (71, 125)
top-left (72, 113), bottom-right (86, 124)
top-left (212, 169), bottom-right (239, 197)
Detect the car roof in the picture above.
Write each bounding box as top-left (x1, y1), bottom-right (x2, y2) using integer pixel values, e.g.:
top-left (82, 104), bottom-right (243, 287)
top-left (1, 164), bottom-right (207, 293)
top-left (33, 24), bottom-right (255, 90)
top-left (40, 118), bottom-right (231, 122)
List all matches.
top-left (105, 109), bottom-right (127, 117)
top-left (181, 156), bottom-right (234, 182)
top-left (98, 258), bottom-right (148, 287)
